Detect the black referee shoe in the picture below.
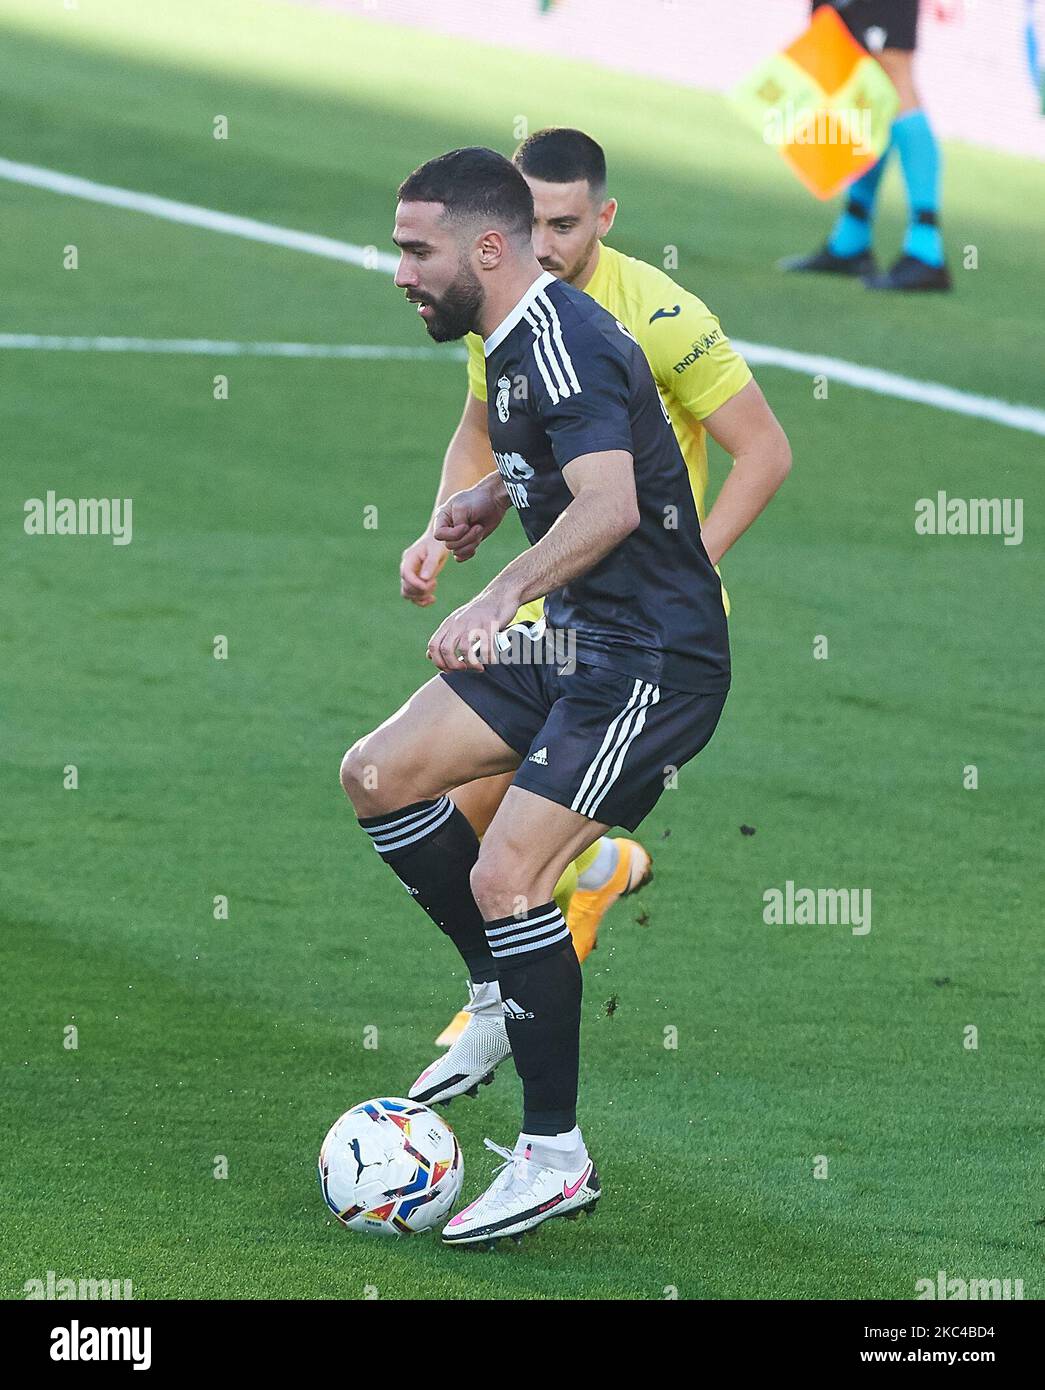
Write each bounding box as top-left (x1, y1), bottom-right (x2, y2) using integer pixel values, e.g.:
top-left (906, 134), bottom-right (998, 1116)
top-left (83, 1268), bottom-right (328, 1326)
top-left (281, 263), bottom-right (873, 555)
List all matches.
top-left (778, 244), bottom-right (877, 277)
top-left (863, 255), bottom-right (953, 292)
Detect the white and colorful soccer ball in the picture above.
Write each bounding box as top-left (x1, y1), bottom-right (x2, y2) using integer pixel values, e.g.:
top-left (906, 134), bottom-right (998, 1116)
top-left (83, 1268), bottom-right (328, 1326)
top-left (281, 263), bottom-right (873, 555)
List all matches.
top-left (318, 1097), bottom-right (463, 1235)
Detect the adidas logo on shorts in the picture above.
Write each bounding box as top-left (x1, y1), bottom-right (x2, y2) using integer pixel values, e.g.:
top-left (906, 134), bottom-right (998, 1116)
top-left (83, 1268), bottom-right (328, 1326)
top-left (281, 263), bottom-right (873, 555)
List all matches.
top-left (528, 747), bottom-right (548, 765)
top-left (502, 998), bottom-right (535, 1020)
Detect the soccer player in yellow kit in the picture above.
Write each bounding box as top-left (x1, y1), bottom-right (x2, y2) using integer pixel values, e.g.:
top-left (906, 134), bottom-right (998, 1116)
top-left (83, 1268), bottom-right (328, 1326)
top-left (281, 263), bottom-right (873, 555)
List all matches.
top-left (400, 129), bottom-right (791, 1052)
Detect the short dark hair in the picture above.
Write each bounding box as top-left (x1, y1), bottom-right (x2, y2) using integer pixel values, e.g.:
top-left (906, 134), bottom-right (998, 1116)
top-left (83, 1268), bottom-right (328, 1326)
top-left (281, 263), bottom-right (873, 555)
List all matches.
top-left (513, 128), bottom-right (607, 197)
top-left (397, 147), bottom-right (534, 242)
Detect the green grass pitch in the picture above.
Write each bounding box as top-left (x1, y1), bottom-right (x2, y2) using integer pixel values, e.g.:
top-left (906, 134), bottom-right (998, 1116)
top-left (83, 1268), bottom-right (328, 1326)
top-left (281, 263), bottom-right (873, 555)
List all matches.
top-left (1, 0), bottom-right (1042, 1299)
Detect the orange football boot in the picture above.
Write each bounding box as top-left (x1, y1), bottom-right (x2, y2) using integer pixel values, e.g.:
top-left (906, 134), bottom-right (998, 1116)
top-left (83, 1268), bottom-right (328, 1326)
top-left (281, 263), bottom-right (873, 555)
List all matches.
top-left (566, 838), bottom-right (653, 962)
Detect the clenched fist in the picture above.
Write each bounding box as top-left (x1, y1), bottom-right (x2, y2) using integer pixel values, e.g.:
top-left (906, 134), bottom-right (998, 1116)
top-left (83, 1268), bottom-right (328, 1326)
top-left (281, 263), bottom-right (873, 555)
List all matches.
top-left (433, 476), bottom-right (511, 564)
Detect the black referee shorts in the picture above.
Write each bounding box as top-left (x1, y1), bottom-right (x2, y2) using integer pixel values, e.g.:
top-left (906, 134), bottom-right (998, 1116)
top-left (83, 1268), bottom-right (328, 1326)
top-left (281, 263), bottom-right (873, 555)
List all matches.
top-left (812, 0), bottom-right (920, 53)
top-left (441, 646), bottom-right (727, 833)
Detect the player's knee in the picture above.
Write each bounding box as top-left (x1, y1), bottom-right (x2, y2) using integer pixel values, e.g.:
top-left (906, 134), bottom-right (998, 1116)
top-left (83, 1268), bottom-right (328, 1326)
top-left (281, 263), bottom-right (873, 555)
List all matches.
top-left (470, 846), bottom-right (531, 920)
top-left (340, 739), bottom-right (376, 804)
top-left (878, 50), bottom-right (918, 111)
top-left (469, 852), bottom-right (502, 918)
top-left (342, 732), bottom-right (417, 814)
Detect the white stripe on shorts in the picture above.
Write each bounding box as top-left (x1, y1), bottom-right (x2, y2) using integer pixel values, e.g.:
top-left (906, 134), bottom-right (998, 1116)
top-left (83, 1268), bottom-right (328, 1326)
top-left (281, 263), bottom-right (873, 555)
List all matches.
top-left (572, 681), bottom-right (660, 819)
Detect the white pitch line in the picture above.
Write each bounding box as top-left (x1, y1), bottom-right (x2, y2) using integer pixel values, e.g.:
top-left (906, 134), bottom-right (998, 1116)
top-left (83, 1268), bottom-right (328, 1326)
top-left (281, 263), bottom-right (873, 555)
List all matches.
top-left (0, 156), bottom-right (400, 273)
top-left (734, 340), bottom-right (1045, 438)
top-left (2, 156), bottom-right (1043, 438)
top-left (0, 333), bottom-right (466, 361)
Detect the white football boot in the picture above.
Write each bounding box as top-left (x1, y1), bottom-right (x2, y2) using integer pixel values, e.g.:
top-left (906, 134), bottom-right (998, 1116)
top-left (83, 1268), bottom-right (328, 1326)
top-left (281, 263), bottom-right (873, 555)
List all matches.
top-left (408, 980), bottom-right (512, 1106)
top-left (442, 1136), bottom-right (601, 1247)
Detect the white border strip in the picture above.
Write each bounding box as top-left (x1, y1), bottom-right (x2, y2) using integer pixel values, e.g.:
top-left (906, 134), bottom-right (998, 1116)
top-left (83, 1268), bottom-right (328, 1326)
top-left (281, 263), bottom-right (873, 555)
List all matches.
top-left (2, 157), bottom-right (1042, 437)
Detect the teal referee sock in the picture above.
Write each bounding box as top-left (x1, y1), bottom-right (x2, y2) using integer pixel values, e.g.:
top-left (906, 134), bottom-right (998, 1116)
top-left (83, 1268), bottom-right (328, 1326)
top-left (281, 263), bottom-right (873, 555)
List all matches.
top-left (892, 109), bottom-right (945, 266)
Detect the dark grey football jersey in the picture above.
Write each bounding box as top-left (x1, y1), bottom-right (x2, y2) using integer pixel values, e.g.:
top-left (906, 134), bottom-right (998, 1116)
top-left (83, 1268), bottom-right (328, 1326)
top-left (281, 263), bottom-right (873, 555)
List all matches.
top-left (483, 271), bottom-right (730, 694)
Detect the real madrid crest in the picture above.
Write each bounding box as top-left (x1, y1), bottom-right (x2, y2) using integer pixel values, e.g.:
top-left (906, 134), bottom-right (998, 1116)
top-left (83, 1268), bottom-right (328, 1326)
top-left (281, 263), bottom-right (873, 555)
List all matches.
top-left (496, 374), bottom-right (511, 423)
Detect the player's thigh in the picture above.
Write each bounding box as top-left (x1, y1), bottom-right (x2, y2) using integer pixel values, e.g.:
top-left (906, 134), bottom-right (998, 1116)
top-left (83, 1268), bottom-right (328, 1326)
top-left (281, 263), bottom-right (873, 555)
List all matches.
top-left (450, 770), bottom-right (516, 838)
top-left (876, 48), bottom-right (918, 111)
top-left (473, 785), bottom-right (608, 915)
top-left (341, 675), bottom-right (520, 812)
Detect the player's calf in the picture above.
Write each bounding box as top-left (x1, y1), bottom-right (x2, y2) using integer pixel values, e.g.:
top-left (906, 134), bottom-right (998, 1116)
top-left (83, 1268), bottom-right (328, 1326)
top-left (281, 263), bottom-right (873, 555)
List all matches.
top-left (341, 686), bottom-right (533, 1035)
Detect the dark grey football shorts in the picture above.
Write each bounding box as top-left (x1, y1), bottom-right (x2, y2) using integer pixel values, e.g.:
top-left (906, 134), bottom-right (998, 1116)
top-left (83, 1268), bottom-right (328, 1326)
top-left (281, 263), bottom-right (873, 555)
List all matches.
top-left (441, 638), bottom-right (727, 832)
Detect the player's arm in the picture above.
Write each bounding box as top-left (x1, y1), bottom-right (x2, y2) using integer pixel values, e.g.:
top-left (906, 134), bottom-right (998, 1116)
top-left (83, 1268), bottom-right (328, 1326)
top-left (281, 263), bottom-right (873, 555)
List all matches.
top-left (427, 451), bottom-right (638, 672)
top-left (491, 452), bottom-right (638, 604)
top-left (400, 389), bottom-right (494, 606)
top-left (699, 379), bottom-right (792, 566)
top-left (642, 292), bottom-right (790, 563)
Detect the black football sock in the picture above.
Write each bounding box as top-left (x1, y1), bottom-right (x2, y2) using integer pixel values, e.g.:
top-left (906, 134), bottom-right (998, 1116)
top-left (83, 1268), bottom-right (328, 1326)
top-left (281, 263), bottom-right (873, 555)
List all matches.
top-left (485, 902), bottom-right (581, 1134)
top-left (358, 797), bottom-right (497, 983)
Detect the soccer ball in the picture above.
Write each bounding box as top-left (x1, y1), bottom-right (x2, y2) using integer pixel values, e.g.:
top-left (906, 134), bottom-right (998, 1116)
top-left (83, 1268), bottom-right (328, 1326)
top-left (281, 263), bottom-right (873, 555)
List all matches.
top-left (318, 1097), bottom-right (463, 1235)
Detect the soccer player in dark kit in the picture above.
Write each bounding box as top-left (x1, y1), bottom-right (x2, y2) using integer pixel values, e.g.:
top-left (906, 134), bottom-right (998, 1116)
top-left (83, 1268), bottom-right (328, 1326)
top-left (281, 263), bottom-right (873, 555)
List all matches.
top-left (340, 147), bottom-right (789, 1245)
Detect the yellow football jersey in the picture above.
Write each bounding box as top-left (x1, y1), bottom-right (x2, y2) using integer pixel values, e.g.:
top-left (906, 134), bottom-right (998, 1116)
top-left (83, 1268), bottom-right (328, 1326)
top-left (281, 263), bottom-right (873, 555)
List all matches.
top-left (466, 243), bottom-right (751, 529)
